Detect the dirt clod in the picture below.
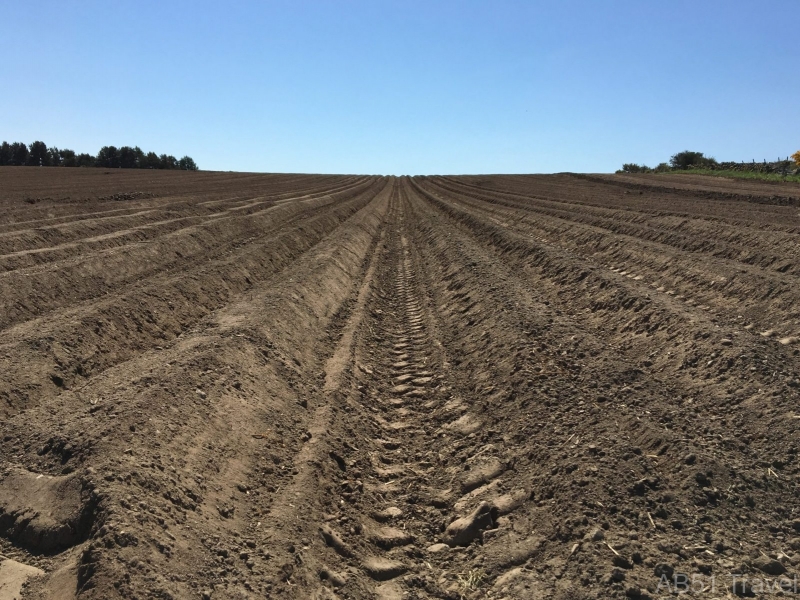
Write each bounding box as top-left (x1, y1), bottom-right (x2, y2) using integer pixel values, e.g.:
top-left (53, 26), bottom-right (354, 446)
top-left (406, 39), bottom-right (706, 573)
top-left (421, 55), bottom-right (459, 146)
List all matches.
top-left (319, 524), bottom-right (352, 558)
top-left (442, 501), bottom-right (498, 547)
top-left (362, 557), bottom-right (407, 581)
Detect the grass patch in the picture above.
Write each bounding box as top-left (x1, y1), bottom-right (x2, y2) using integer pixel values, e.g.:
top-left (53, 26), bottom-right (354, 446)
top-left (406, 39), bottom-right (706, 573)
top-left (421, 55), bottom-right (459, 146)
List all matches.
top-left (457, 569), bottom-right (487, 594)
top-left (663, 169), bottom-right (800, 183)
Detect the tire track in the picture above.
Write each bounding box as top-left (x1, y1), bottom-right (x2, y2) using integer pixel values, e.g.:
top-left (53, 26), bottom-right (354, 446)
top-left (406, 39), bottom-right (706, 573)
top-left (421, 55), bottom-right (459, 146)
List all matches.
top-left (290, 181), bottom-right (527, 599)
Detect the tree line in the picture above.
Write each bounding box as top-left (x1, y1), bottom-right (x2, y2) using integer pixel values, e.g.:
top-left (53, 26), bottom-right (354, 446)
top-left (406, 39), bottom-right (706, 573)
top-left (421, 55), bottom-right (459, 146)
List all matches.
top-left (620, 150), bottom-right (799, 175)
top-left (0, 140), bottom-right (198, 170)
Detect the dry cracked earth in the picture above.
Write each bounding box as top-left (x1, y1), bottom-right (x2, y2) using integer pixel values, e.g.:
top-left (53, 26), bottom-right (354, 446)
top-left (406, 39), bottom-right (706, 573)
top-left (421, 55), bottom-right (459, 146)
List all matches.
top-left (1, 167), bottom-right (800, 599)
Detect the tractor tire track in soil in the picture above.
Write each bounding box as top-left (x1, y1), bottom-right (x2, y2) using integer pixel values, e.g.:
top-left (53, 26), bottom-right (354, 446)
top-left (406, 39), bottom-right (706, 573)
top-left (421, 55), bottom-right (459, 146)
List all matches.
top-left (1, 168), bottom-right (799, 599)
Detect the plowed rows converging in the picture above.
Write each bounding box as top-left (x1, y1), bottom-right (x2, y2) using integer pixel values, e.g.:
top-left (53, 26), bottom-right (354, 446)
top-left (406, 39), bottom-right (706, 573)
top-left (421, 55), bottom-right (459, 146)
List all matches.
top-left (0, 173), bottom-right (380, 416)
top-left (422, 176), bottom-right (800, 332)
top-left (1, 169), bottom-right (799, 600)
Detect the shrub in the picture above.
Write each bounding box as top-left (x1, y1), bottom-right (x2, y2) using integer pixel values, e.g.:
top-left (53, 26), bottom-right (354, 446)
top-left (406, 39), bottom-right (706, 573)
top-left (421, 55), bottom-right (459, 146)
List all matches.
top-left (620, 163), bottom-right (652, 173)
top-left (792, 150), bottom-right (800, 168)
top-left (670, 151), bottom-right (717, 170)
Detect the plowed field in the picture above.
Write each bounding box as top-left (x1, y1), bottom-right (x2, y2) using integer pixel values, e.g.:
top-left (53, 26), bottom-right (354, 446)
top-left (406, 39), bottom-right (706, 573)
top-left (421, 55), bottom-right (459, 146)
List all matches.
top-left (2, 167), bottom-right (800, 599)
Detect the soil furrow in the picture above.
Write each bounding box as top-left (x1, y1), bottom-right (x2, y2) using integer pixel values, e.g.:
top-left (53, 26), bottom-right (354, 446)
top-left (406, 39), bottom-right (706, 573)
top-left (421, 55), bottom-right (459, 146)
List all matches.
top-left (0, 170), bottom-right (799, 600)
top-left (0, 178), bottom-right (386, 417)
top-left (403, 177), bottom-right (800, 598)
top-left (3, 177), bottom-right (393, 600)
top-left (418, 177), bottom-right (800, 337)
top-left (0, 176), bottom-right (366, 256)
top-left (0, 178), bottom-right (380, 331)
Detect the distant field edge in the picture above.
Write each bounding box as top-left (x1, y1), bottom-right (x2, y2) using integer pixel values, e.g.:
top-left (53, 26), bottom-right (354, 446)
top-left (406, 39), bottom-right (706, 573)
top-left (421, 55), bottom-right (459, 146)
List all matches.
top-left (659, 168), bottom-right (800, 184)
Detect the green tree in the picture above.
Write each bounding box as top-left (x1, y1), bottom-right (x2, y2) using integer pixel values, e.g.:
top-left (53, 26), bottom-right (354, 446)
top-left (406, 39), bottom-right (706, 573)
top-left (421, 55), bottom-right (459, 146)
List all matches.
top-left (144, 151), bottom-right (160, 169)
top-left (96, 146), bottom-right (120, 168)
top-left (118, 146), bottom-right (138, 169)
top-left (179, 155), bottom-right (198, 171)
top-left (76, 153), bottom-right (95, 167)
top-left (10, 142), bottom-right (29, 165)
top-left (48, 147), bottom-right (61, 166)
top-left (159, 154), bottom-right (178, 169)
top-left (0, 141), bottom-right (10, 165)
top-left (669, 150), bottom-right (717, 170)
top-left (60, 149), bottom-right (77, 167)
top-left (28, 141), bottom-right (50, 166)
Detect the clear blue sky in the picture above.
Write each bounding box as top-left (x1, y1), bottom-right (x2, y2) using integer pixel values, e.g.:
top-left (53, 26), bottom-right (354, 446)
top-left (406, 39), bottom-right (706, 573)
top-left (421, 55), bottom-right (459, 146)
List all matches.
top-left (2, 1), bottom-right (798, 174)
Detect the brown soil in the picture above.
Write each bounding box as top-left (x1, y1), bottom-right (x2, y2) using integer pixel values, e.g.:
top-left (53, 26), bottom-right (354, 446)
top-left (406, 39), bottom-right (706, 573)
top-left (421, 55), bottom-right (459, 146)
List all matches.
top-left (1, 167), bottom-right (799, 599)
